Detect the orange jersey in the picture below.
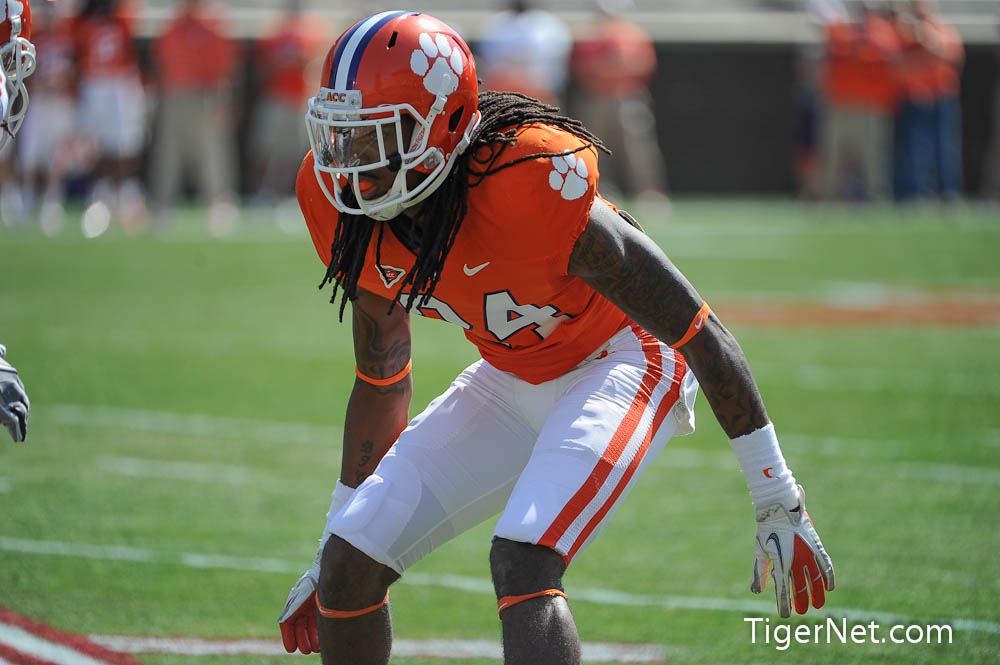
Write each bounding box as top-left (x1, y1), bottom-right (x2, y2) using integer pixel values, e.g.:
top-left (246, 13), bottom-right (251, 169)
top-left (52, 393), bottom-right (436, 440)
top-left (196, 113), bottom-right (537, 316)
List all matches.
top-left (297, 123), bottom-right (630, 384)
top-left (72, 14), bottom-right (139, 79)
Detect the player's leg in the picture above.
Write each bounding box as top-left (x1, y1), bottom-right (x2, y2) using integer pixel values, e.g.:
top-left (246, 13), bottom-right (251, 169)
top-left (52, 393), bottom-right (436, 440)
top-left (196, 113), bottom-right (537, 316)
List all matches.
top-left (318, 360), bottom-right (540, 663)
top-left (315, 535), bottom-right (398, 665)
top-left (492, 326), bottom-right (698, 664)
top-left (490, 538), bottom-right (580, 665)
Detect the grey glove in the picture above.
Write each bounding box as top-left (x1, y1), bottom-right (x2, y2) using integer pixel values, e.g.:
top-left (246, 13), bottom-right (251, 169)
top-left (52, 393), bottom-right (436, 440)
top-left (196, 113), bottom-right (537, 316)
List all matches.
top-left (0, 344), bottom-right (30, 442)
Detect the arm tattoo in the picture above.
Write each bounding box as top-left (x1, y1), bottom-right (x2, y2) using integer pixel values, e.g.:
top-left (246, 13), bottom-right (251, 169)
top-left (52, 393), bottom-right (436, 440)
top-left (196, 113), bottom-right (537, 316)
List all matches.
top-left (352, 300), bottom-right (412, 395)
top-left (569, 201), bottom-right (769, 438)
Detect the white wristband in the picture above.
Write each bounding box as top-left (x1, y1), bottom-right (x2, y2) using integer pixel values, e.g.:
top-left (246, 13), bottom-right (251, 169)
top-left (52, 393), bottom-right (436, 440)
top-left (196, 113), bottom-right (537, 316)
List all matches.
top-left (729, 423), bottom-right (799, 511)
top-left (318, 481), bottom-right (356, 553)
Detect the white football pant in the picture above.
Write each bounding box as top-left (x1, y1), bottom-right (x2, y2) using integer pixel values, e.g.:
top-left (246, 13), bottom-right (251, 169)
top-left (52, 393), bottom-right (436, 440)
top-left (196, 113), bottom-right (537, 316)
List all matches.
top-left (329, 325), bottom-right (699, 573)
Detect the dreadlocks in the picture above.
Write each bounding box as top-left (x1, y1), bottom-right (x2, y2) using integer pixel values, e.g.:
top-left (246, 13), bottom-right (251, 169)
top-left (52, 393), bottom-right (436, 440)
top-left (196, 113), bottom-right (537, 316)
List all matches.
top-left (317, 90), bottom-right (610, 320)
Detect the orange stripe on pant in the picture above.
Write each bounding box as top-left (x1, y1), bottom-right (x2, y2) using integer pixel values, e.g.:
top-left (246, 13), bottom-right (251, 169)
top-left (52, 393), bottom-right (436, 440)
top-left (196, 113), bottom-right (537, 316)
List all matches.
top-left (563, 353), bottom-right (686, 563)
top-left (538, 324), bottom-right (665, 556)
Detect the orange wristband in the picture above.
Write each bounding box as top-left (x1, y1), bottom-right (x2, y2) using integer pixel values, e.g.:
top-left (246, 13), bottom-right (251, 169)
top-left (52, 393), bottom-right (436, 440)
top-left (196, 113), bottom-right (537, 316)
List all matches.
top-left (669, 301), bottom-right (711, 349)
top-left (356, 360), bottom-right (412, 386)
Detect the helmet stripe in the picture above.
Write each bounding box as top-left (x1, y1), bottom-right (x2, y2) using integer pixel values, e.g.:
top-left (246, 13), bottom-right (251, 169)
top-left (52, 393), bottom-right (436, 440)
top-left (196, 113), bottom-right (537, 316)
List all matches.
top-left (331, 10), bottom-right (412, 91)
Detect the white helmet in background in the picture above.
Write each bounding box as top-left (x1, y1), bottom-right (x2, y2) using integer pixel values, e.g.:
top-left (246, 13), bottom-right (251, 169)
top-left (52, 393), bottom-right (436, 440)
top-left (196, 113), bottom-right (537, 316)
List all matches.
top-left (0, 0), bottom-right (35, 150)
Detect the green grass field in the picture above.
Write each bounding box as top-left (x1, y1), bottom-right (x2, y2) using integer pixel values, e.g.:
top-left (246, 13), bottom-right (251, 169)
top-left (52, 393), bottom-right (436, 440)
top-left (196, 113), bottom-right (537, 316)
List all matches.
top-left (1, 200), bottom-right (998, 664)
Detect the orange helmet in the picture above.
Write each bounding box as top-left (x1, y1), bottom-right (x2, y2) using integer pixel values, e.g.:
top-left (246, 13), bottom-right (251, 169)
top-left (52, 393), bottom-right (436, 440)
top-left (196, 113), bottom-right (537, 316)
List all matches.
top-left (0, 0), bottom-right (34, 149)
top-left (306, 11), bottom-right (481, 220)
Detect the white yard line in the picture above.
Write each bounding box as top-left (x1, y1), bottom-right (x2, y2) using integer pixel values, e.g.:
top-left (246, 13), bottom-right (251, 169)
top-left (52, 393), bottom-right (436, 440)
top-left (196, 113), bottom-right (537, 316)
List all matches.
top-left (46, 404), bottom-right (342, 446)
top-left (1, 536), bottom-right (996, 635)
top-left (88, 636), bottom-right (667, 663)
top-left (43, 404), bottom-right (1000, 483)
top-left (97, 457), bottom-right (259, 485)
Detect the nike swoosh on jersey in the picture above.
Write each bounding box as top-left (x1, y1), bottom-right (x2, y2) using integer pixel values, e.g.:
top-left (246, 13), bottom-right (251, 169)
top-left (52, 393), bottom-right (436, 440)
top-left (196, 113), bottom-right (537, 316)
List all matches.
top-left (694, 314), bottom-right (705, 330)
top-left (463, 262), bottom-right (490, 276)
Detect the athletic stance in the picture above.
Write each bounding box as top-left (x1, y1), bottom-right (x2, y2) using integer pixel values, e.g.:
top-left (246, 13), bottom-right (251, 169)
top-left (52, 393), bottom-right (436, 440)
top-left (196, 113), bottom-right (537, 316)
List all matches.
top-left (1, 0), bottom-right (34, 443)
top-left (280, 12), bottom-right (834, 664)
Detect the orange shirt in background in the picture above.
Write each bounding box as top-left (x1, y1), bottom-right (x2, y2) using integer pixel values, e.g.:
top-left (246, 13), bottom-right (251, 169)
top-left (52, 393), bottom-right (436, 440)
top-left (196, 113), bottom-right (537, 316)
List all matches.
top-left (822, 17), bottom-right (901, 112)
top-left (922, 18), bottom-right (963, 97)
top-left (72, 12), bottom-right (140, 79)
top-left (154, 7), bottom-right (235, 92)
top-left (256, 16), bottom-right (326, 106)
top-left (572, 18), bottom-right (656, 99)
top-left (30, 17), bottom-right (76, 93)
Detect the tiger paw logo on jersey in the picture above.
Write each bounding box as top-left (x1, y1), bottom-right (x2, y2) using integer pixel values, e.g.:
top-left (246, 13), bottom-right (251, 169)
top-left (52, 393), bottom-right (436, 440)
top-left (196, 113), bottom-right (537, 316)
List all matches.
top-left (377, 264), bottom-right (406, 288)
top-left (409, 32), bottom-right (463, 97)
top-left (548, 152), bottom-right (589, 201)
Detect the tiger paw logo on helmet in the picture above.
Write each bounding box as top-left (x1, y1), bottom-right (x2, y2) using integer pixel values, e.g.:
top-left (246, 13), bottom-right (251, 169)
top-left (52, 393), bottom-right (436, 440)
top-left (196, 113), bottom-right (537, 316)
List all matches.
top-left (409, 32), bottom-right (463, 97)
top-left (548, 152), bottom-right (589, 201)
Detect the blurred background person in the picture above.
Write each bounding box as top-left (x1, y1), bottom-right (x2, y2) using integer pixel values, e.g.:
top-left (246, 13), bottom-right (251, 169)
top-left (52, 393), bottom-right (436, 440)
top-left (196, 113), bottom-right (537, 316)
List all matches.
top-left (150, 0), bottom-right (237, 234)
top-left (476, 0), bottom-right (570, 106)
top-left (893, 0), bottom-right (963, 201)
top-left (570, 0), bottom-right (669, 207)
top-left (817, 1), bottom-right (901, 202)
top-left (982, 19), bottom-right (1000, 201)
top-left (72, 0), bottom-right (148, 234)
top-left (15, 0), bottom-right (77, 234)
top-left (249, 0), bottom-right (326, 208)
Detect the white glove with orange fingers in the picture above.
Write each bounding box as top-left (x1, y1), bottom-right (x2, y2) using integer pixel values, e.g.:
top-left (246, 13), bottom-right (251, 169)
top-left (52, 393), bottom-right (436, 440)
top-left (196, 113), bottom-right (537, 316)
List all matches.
top-left (729, 423), bottom-right (835, 617)
top-left (751, 484), bottom-right (835, 617)
top-left (278, 481), bottom-right (355, 654)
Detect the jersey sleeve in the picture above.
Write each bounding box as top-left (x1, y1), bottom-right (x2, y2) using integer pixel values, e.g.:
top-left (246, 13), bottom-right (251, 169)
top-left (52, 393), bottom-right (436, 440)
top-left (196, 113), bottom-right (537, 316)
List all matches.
top-left (470, 124), bottom-right (600, 271)
top-left (296, 151), bottom-right (338, 266)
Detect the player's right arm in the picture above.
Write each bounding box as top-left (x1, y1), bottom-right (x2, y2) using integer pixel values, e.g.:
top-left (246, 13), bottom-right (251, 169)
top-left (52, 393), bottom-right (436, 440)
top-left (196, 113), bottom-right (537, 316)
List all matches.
top-left (342, 287), bottom-right (413, 487)
top-left (279, 288), bottom-right (412, 654)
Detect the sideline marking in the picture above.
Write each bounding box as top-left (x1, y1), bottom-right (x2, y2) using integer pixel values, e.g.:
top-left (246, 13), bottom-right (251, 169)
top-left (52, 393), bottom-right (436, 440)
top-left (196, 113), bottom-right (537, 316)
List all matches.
top-left (0, 606), bottom-right (142, 665)
top-left (89, 636), bottom-right (667, 663)
top-left (1, 537), bottom-right (997, 635)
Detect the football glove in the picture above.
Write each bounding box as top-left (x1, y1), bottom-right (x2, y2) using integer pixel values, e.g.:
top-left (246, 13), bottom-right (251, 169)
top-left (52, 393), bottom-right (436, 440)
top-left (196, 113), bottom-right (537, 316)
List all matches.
top-left (279, 481), bottom-right (355, 654)
top-left (0, 345), bottom-right (29, 443)
top-left (751, 484), bottom-right (835, 617)
top-left (279, 554), bottom-right (322, 654)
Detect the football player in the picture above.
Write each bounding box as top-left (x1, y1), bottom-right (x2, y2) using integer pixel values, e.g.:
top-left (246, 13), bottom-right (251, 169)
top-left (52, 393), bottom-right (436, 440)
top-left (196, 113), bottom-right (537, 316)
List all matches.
top-left (1, 0), bottom-right (34, 443)
top-left (0, 0), bottom-right (35, 149)
top-left (280, 12), bottom-right (835, 664)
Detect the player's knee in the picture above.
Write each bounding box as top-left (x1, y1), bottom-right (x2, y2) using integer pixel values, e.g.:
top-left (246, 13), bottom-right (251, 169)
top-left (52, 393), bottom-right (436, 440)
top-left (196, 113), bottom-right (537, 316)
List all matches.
top-left (318, 535), bottom-right (398, 607)
top-left (490, 538), bottom-right (566, 598)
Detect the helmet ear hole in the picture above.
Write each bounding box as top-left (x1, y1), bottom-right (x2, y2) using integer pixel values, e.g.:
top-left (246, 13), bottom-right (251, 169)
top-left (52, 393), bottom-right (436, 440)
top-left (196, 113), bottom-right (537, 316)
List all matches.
top-left (448, 106), bottom-right (464, 132)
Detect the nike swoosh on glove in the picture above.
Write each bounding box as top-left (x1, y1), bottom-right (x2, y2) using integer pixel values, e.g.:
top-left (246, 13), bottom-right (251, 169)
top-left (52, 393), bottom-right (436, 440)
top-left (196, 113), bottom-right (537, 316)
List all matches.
top-left (278, 558), bottom-right (321, 654)
top-left (751, 484), bottom-right (835, 617)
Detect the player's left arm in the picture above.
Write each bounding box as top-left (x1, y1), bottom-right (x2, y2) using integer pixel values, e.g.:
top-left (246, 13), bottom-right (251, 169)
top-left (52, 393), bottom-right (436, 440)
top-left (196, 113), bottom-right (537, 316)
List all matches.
top-left (568, 197), bottom-right (834, 617)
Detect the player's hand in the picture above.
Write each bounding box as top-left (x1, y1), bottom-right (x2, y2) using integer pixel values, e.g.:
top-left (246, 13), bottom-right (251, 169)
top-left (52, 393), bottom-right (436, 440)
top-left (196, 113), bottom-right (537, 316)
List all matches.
top-left (279, 482), bottom-right (355, 652)
top-left (750, 485), bottom-right (834, 617)
top-left (0, 345), bottom-right (30, 443)
top-left (279, 556), bottom-right (321, 654)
